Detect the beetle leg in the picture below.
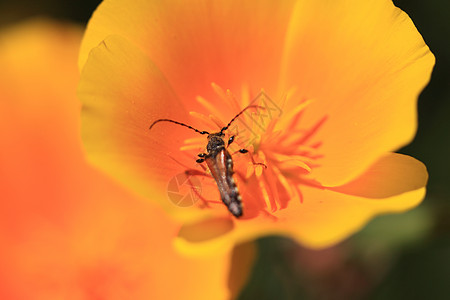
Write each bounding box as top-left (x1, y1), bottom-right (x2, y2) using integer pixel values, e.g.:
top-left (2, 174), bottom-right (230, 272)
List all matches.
top-left (183, 169), bottom-right (212, 208)
top-left (227, 135), bottom-right (235, 147)
top-left (184, 169), bottom-right (210, 177)
top-left (232, 149), bottom-right (267, 169)
top-left (252, 162), bottom-right (267, 168)
top-left (183, 169), bottom-right (224, 208)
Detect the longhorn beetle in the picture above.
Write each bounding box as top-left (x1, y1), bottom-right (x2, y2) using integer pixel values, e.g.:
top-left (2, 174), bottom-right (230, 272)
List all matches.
top-left (149, 105), bottom-right (262, 218)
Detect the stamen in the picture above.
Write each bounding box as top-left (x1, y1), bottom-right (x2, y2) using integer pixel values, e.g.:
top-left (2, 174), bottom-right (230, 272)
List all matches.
top-left (264, 118), bottom-right (279, 136)
top-left (184, 137), bottom-right (205, 144)
top-left (262, 168), bottom-right (281, 211)
top-left (272, 153), bottom-right (312, 173)
top-left (279, 160), bottom-right (312, 173)
top-left (226, 89), bottom-right (242, 112)
top-left (189, 111), bottom-right (216, 129)
top-left (240, 84), bottom-right (251, 108)
top-left (211, 83), bottom-right (241, 112)
top-left (279, 99), bottom-right (314, 129)
top-left (181, 135), bottom-right (204, 151)
top-left (179, 145), bottom-right (203, 151)
top-left (177, 84), bottom-right (324, 217)
top-left (296, 145), bottom-right (322, 156)
top-left (294, 116), bottom-right (328, 146)
top-left (209, 114), bottom-right (225, 130)
top-left (246, 164), bottom-right (254, 179)
top-left (258, 179), bottom-right (274, 211)
top-left (273, 153), bottom-right (315, 166)
top-left (293, 184), bottom-right (304, 204)
top-left (196, 96), bottom-right (223, 118)
top-left (255, 164), bottom-right (264, 177)
top-left (271, 165), bottom-right (295, 207)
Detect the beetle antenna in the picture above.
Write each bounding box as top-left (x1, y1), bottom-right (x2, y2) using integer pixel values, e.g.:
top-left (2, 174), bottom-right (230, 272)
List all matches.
top-left (149, 119), bottom-right (209, 135)
top-left (220, 105), bottom-right (264, 134)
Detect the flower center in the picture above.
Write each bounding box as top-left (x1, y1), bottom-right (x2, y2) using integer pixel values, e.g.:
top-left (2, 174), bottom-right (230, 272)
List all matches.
top-left (181, 83), bottom-right (325, 219)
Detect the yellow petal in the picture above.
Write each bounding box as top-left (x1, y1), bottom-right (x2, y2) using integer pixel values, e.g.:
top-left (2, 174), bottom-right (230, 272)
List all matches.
top-left (331, 153), bottom-right (428, 198)
top-left (279, 155), bottom-right (427, 248)
top-left (280, 0), bottom-right (434, 186)
top-left (78, 34), bottom-right (203, 220)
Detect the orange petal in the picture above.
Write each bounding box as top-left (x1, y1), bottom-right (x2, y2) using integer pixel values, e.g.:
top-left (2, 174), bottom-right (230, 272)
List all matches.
top-left (280, 0), bottom-right (434, 186)
top-left (0, 20), bottom-right (232, 300)
top-left (175, 152), bottom-right (427, 251)
top-left (0, 20), bottom-right (83, 213)
top-left (78, 34), bottom-right (204, 220)
top-left (79, 0), bottom-right (297, 108)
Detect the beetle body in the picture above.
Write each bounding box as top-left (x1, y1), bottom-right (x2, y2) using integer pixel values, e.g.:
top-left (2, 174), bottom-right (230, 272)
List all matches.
top-left (204, 133), bottom-right (242, 217)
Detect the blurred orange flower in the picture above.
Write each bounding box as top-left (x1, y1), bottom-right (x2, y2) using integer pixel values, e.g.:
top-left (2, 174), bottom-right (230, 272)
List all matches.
top-left (78, 0), bottom-right (434, 251)
top-left (0, 20), bottom-right (247, 299)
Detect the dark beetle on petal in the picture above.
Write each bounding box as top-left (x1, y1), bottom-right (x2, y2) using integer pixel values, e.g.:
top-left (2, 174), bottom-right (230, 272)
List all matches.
top-left (149, 105), bottom-right (262, 217)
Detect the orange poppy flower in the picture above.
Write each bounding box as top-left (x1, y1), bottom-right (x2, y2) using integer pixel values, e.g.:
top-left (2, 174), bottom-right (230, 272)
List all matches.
top-left (78, 0), bottom-right (434, 251)
top-left (0, 20), bottom-right (248, 299)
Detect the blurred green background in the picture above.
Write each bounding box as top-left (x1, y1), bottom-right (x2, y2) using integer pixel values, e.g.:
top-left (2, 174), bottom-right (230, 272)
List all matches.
top-left (1, 0), bottom-right (448, 299)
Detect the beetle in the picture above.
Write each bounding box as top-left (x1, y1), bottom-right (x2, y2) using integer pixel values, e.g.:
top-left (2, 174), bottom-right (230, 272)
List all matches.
top-left (149, 105), bottom-right (261, 217)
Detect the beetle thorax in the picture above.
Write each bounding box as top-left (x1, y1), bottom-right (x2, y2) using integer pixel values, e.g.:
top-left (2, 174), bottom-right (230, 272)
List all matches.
top-left (206, 133), bottom-right (225, 155)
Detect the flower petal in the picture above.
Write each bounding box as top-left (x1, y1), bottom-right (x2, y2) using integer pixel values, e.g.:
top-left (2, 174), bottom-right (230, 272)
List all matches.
top-left (0, 20), bottom-right (232, 300)
top-left (78, 34), bottom-right (202, 219)
top-left (0, 20), bottom-right (83, 212)
top-left (175, 152), bottom-right (427, 250)
top-left (330, 153), bottom-right (428, 198)
top-left (79, 0), bottom-right (297, 107)
top-left (279, 154), bottom-right (427, 248)
top-left (280, 0), bottom-right (434, 186)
